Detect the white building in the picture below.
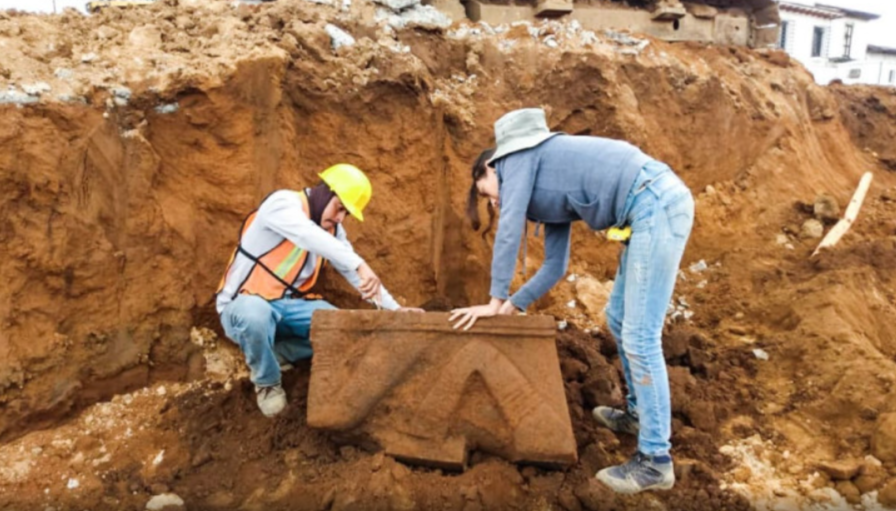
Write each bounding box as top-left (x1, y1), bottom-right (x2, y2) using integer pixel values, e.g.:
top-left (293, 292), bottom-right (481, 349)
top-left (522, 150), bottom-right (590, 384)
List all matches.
top-left (777, 2), bottom-right (881, 85)
top-left (866, 45), bottom-right (896, 87)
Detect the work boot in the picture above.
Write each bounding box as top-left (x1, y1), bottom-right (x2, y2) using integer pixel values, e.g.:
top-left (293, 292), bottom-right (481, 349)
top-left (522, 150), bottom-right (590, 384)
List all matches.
top-left (596, 452), bottom-right (675, 494)
top-left (255, 384), bottom-right (286, 418)
top-left (592, 406), bottom-right (640, 436)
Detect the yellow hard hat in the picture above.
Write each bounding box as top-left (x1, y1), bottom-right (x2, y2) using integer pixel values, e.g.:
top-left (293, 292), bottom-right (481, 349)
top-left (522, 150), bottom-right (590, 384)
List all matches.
top-left (319, 164), bottom-right (372, 222)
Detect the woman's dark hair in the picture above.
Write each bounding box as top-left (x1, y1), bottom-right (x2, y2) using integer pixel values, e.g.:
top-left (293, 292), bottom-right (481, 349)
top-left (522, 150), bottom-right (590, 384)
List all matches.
top-left (467, 148), bottom-right (496, 238)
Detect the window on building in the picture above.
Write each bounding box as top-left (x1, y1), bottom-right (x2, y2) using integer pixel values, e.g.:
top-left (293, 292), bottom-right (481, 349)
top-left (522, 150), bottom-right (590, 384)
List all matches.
top-left (890, 70), bottom-right (895, 84)
top-left (812, 26), bottom-right (825, 57)
top-left (843, 23), bottom-right (854, 58)
top-left (778, 20), bottom-right (789, 50)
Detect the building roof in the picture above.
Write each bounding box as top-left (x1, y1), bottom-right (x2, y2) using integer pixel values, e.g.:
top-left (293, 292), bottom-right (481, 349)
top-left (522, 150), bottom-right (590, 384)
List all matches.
top-left (778, 2), bottom-right (841, 20)
top-left (815, 4), bottom-right (880, 21)
top-left (868, 45), bottom-right (896, 56)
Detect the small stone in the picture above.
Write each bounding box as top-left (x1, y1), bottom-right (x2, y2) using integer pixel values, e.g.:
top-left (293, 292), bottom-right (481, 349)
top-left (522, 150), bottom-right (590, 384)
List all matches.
top-left (146, 493), bottom-right (184, 510)
top-left (880, 479), bottom-right (896, 507)
top-left (112, 87), bottom-right (132, 100)
top-left (566, 300), bottom-right (577, 309)
top-left (814, 194), bottom-right (840, 223)
top-left (557, 320), bottom-right (568, 331)
top-left (22, 82), bottom-right (51, 96)
top-left (729, 325), bottom-right (747, 336)
top-left (818, 459), bottom-right (861, 480)
top-left (373, 0), bottom-right (419, 11)
top-left (800, 219), bottom-right (824, 239)
top-left (66, 478), bottom-right (79, 490)
top-left (81, 52), bottom-right (98, 63)
top-left (704, 185), bottom-right (716, 195)
top-left (775, 233), bottom-right (789, 245)
top-left (835, 481), bottom-right (860, 505)
top-left (566, 274), bottom-right (577, 283)
top-left (855, 460), bottom-right (888, 493)
top-left (872, 414), bottom-right (896, 463)
top-left (154, 103), bottom-right (179, 114)
top-left (324, 24), bottom-right (355, 50)
top-left (752, 349), bottom-right (769, 361)
top-left (689, 260), bottom-right (708, 273)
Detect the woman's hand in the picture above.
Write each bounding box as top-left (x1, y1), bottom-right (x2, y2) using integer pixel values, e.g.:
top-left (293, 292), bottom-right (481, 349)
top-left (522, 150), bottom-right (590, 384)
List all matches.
top-left (356, 262), bottom-right (382, 300)
top-left (449, 298), bottom-right (503, 331)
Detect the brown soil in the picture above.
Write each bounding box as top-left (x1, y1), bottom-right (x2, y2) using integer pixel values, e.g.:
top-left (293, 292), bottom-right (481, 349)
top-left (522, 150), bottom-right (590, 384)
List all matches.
top-left (2, 0), bottom-right (896, 510)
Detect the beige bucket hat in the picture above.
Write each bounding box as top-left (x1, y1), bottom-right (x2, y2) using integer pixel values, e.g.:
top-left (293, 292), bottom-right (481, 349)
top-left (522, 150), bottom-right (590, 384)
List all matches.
top-left (488, 108), bottom-right (562, 164)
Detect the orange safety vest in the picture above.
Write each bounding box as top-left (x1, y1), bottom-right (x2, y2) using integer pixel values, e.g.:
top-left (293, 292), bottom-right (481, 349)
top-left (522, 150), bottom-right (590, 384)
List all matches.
top-left (217, 191), bottom-right (333, 301)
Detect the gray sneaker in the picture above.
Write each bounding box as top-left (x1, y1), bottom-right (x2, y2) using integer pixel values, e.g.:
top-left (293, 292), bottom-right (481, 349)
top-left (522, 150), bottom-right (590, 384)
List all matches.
top-left (596, 452), bottom-right (675, 494)
top-left (255, 384), bottom-right (286, 418)
top-left (592, 406), bottom-right (640, 436)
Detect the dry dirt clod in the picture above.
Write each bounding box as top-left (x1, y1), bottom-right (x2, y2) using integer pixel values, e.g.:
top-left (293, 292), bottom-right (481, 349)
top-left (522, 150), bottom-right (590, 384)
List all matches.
top-left (817, 459), bottom-right (861, 481)
top-left (800, 219), bottom-right (824, 239)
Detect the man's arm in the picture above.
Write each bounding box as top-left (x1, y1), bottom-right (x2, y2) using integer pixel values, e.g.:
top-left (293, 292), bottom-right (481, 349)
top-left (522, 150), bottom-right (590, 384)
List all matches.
top-left (259, 191), bottom-right (365, 271)
top-left (331, 225), bottom-right (402, 310)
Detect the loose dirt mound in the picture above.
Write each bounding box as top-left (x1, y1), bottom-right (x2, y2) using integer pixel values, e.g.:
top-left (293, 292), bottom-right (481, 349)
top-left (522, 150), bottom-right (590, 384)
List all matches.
top-left (2, 0), bottom-right (896, 509)
top-left (0, 327), bottom-right (755, 511)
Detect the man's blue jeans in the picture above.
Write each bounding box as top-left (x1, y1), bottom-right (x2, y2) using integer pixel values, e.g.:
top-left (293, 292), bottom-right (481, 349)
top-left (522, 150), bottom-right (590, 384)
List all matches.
top-left (220, 295), bottom-right (336, 387)
top-left (605, 161), bottom-right (695, 457)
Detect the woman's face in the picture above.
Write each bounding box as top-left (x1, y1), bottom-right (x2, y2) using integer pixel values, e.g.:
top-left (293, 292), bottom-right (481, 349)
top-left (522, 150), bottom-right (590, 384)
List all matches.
top-left (477, 164), bottom-right (500, 208)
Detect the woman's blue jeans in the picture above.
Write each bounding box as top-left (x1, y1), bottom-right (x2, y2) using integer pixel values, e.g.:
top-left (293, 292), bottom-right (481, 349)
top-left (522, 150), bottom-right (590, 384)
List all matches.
top-left (605, 161), bottom-right (695, 457)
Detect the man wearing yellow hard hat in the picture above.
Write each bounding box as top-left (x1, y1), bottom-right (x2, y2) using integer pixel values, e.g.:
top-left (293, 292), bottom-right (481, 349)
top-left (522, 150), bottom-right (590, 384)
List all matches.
top-left (216, 164), bottom-right (422, 417)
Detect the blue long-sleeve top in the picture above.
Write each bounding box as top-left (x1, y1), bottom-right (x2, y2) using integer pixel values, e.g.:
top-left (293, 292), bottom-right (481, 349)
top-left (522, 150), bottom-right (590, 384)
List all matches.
top-left (490, 135), bottom-right (652, 309)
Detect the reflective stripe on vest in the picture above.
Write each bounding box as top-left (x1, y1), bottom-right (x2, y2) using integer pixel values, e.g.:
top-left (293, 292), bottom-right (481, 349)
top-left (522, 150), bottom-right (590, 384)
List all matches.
top-left (216, 191), bottom-right (334, 301)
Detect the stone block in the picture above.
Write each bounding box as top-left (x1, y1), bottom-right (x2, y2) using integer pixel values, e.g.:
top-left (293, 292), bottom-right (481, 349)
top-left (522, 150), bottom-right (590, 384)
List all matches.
top-left (307, 311), bottom-right (577, 470)
top-left (536, 0), bottom-right (573, 18)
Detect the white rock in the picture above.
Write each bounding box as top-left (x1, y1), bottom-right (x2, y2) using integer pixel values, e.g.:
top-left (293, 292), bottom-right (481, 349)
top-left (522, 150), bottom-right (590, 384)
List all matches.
top-left (689, 259), bottom-right (708, 273)
top-left (325, 24), bottom-right (355, 50)
top-left (753, 349), bottom-right (769, 361)
top-left (80, 52), bottom-right (98, 63)
top-left (566, 274), bottom-right (577, 283)
top-left (22, 82), bottom-right (51, 96)
top-left (378, 4), bottom-right (451, 29)
top-left (152, 450), bottom-right (164, 466)
top-left (146, 493), bottom-right (184, 510)
top-left (156, 386), bottom-right (166, 396)
top-left (775, 233), bottom-right (789, 245)
top-left (557, 320), bottom-right (568, 331)
top-left (373, 0), bottom-right (419, 11)
top-left (66, 478), bottom-right (79, 489)
top-left (566, 300), bottom-right (577, 309)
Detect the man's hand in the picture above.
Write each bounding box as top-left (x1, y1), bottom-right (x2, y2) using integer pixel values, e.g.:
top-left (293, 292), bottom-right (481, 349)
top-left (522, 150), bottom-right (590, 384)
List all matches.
top-left (356, 262), bottom-right (382, 300)
top-left (449, 298), bottom-right (503, 331)
top-left (398, 307), bottom-right (425, 313)
top-left (497, 300), bottom-right (519, 316)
